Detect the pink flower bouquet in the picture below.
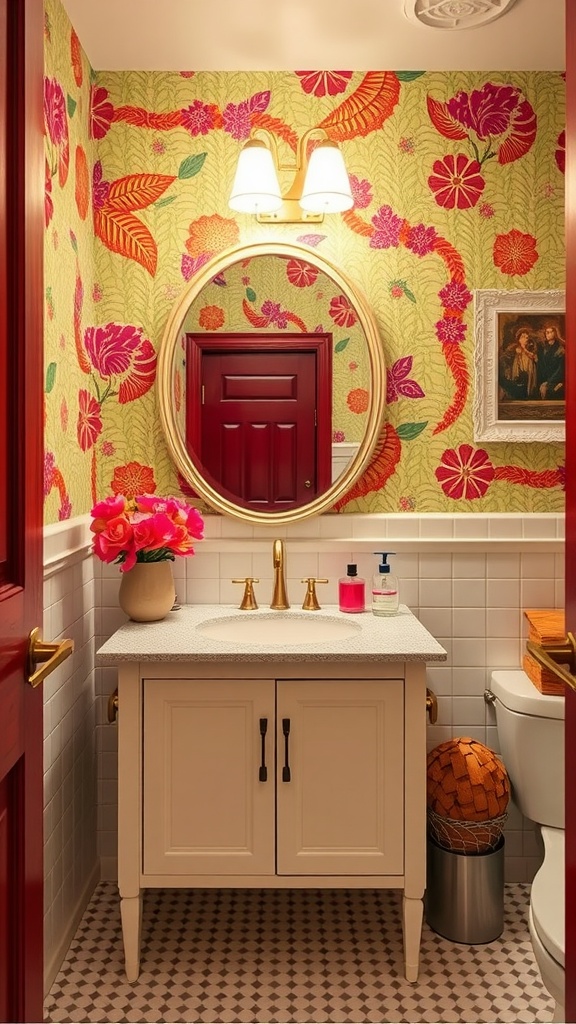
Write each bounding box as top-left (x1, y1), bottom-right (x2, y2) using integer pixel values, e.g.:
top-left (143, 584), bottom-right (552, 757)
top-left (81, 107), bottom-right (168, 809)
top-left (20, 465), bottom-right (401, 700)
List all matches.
top-left (90, 494), bottom-right (204, 572)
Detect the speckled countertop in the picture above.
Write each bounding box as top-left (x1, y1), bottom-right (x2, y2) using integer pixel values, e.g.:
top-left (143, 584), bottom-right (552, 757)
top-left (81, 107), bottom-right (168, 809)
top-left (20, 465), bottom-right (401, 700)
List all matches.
top-left (96, 604), bottom-right (447, 663)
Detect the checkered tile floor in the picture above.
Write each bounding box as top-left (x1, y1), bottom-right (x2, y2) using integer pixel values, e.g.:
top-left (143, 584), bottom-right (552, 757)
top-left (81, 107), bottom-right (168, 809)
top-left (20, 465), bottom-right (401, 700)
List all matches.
top-left (44, 883), bottom-right (554, 1023)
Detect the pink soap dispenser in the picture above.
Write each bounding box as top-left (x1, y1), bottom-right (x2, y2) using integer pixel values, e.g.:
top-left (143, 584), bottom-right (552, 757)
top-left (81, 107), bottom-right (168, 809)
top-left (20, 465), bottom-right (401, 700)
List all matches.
top-left (338, 563), bottom-right (365, 613)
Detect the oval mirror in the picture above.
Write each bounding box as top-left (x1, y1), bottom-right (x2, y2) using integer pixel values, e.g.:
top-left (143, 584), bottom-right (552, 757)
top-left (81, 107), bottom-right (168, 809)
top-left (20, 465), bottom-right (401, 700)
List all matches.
top-left (158, 241), bottom-right (385, 524)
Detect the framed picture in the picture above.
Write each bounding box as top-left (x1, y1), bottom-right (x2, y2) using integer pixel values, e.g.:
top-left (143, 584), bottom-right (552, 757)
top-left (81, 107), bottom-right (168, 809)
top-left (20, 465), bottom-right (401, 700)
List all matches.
top-left (473, 289), bottom-right (565, 442)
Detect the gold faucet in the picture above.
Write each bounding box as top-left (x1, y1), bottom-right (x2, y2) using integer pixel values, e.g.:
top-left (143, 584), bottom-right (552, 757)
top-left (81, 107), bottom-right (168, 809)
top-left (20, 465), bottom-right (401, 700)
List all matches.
top-left (271, 539), bottom-right (290, 610)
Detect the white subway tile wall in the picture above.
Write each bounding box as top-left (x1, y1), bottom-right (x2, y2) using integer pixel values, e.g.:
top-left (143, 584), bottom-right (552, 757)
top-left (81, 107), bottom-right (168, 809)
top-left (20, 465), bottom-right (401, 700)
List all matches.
top-left (42, 531), bottom-right (98, 992)
top-left (46, 511), bottom-right (565, 952)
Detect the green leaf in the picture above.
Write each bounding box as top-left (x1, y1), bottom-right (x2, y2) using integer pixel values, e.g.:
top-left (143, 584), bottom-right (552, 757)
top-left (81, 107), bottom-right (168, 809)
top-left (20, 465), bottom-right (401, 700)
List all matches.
top-left (334, 337), bottom-right (350, 353)
top-left (245, 287), bottom-right (257, 302)
top-left (403, 286), bottom-right (417, 303)
top-left (155, 195), bottom-right (176, 208)
top-left (45, 362), bottom-right (57, 394)
top-left (67, 94), bottom-right (77, 118)
top-left (396, 421), bottom-right (428, 440)
top-left (178, 153), bottom-right (207, 179)
top-left (396, 71), bottom-right (426, 81)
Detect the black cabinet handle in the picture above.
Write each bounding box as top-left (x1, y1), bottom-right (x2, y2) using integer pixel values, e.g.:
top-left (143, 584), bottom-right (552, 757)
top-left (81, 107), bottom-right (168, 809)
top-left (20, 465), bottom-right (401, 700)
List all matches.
top-left (259, 718), bottom-right (268, 782)
top-left (282, 718), bottom-right (291, 782)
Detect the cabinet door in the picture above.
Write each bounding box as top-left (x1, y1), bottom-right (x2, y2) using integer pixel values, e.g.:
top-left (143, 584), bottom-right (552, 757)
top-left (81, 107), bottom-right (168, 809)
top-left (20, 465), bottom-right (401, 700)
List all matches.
top-left (143, 678), bottom-right (275, 875)
top-left (276, 679), bottom-right (404, 875)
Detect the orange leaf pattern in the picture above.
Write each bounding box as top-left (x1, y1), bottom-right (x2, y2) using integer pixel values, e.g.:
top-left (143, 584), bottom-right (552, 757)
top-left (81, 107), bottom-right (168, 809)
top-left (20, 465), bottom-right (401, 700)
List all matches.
top-left (94, 208), bottom-right (158, 276)
top-left (319, 72), bottom-right (401, 140)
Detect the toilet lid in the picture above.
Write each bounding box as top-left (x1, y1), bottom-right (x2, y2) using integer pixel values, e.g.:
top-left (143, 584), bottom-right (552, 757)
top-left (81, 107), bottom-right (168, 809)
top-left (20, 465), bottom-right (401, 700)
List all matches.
top-left (531, 827), bottom-right (564, 968)
top-left (490, 670), bottom-right (565, 719)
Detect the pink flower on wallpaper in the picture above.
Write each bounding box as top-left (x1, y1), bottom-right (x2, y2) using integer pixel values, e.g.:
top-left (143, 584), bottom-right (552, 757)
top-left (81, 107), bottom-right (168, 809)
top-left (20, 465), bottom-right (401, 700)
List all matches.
top-left (261, 301), bottom-right (288, 329)
top-left (493, 229), bottom-right (538, 276)
top-left (44, 76), bottom-right (67, 145)
top-left (295, 71), bottom-right (352, 97)
top-left (370, 205), bottom-right (403, 249)
top-left (44, 159), bottom-right (53, 228)
top-left (438, 280), bottom-right (473, 312)
top-left (428, 154), bottom-right (485, 209)
top-left (101, 440), bottom-right (116, 457)
top-left (83, 323), bottom-right (157, 403)
top-left (181, 252), bottom-right (210, 281)
top-left (348, 174), bottom-right (372, 210)
top-left (479, 202), bottom-right (495, 218)
top-left (77, 389), bottom-right (103, 452)
top-left (92, 162), bottom-right (110, 210)
top-left (58, 496), bottom-right (72, 522)
top-left (386, 356), bottom-right (425, 404)
top-left (44, 451), bottom-right (55, 498)
top-left (447, 83), bottom-right (523, 140)
top-left (398, 137), bottom-right (415, 154)
top-left (435, 316), bottom-right (467, 344)
top-left (181, 100), bottom-right (218, 136)
top-left (333, 430), bottom-right (345, 443)
top-left (222, 100), bottom-right (253, 141)
top-left (286, 259), bottom-right (319, 287)
top-left (90, 85), bottom-right (114, 140)
top-left (329, 294), bottom-right (358, 329)
top-left (405, 223), bottom-right (438, 257)
top-left (152, 138), bottom-right (166, 155)
top-left (436, 444), bottom-right (495, 500)
top-left (555, 130), bottom-right (565, 174)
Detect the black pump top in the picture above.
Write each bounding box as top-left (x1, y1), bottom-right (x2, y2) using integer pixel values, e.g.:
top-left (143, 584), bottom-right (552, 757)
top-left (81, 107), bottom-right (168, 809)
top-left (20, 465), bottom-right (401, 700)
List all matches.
top-left (347, 564), bottom-right (358, 576)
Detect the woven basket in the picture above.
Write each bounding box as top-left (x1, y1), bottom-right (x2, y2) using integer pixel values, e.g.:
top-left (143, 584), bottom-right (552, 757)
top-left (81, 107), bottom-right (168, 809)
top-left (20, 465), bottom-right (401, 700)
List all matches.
top-left (428, 807), bottom-right (508, 853)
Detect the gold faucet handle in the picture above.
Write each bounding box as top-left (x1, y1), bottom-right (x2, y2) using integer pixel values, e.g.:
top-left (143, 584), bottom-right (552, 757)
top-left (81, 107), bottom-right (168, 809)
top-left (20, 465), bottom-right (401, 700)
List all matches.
top-left (232, 578), bottom-right (260, 610)
top-left (300, 578), bottom-right (329, 611)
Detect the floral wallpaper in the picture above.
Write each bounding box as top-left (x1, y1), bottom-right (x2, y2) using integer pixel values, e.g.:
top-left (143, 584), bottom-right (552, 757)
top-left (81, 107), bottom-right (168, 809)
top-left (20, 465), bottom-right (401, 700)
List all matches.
top-left (43, 0), bottom-right (566, 521)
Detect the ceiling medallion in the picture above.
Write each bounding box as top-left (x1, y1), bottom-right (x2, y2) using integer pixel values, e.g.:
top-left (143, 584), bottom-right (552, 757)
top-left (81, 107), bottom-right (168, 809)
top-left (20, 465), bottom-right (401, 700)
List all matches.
top-left (404, 0), bottom-right (519, 30)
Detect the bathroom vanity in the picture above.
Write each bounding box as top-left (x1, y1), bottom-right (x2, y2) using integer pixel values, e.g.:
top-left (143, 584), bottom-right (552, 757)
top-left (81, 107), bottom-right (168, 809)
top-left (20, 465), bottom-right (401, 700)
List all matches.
top-left (97, 604), bottom-right (446, 983)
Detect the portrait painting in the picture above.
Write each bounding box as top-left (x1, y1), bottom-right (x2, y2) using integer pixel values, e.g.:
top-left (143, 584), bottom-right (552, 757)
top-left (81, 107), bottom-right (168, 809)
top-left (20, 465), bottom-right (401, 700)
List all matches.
top-left (473, 290), bottom-right (565, 443)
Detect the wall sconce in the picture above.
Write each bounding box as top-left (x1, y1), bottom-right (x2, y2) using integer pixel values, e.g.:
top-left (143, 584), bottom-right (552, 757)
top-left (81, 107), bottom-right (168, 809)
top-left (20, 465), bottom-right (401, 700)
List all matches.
top-left (228, 127), bottom-right (353, 224)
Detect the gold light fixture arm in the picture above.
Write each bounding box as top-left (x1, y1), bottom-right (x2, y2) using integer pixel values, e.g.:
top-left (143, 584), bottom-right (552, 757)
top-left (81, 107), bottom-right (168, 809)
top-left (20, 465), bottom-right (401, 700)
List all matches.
top-left (252, 126), bottom-right (329, 224)
top-left (526, 633), bottom-right (576, 694)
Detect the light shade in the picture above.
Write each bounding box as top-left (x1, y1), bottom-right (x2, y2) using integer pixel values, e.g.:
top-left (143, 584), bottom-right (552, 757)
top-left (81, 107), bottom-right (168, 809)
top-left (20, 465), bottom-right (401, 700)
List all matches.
top-left (299, 140), bottom-right (354, 214)
top-left (228, 139), bottom-right (282, 214)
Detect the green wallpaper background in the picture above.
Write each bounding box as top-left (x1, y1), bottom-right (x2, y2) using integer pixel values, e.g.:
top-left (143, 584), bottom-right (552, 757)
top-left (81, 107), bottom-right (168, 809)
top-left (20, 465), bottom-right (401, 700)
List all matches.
top-left (43, 0), bottom-right (566, 521)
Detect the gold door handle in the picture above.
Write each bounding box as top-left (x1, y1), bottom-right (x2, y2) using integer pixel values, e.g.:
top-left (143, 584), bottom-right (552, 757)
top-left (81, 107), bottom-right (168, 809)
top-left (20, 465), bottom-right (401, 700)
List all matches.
top-left (27, 627), bottom-right (74, 689)
top-left (526, 634), bottom-right (576, 694)
top-left (426, 687), bottom-right (438, 724)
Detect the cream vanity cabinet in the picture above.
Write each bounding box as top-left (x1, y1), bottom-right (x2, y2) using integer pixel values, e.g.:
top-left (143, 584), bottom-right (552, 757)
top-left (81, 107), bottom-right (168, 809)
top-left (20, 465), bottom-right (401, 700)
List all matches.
top-left (98, 605), bottom-right (447, 985)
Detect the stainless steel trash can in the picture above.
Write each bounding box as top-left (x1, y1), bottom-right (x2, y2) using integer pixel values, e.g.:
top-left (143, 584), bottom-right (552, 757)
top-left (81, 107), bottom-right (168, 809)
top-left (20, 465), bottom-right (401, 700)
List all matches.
top-left (425, 834), bottom-right (504, 943)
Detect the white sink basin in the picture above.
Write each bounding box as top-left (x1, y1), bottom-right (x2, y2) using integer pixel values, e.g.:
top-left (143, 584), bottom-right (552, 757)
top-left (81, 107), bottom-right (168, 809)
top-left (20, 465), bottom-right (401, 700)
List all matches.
top-left (196, 612), bottom-right (362, 645)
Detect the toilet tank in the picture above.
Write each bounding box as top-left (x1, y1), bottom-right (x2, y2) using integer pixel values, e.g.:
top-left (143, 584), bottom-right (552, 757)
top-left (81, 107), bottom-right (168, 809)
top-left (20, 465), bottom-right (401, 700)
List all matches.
top-left (490, 670), bottom-right (564, 829)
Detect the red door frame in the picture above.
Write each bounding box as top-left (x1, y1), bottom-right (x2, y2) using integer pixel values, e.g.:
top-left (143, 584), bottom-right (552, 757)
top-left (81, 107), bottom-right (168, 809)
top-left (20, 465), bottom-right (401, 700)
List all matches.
top-left (185, 332), bottom-right (333, 505)
top-left (0, 0), bottom-right (44, 1019)
top-left (565, 1), bottom-right (576, 1018)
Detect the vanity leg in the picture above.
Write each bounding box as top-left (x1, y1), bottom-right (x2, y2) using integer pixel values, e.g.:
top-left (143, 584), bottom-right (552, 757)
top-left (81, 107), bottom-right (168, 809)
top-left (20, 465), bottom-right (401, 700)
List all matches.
top-left (402, 894), bottom-right (423, 982)
top-left (120, 893), bottom-right (143, 982)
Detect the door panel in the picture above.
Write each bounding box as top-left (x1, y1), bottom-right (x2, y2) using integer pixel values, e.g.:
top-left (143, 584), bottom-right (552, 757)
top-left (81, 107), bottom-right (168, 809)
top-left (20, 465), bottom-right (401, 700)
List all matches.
top-left (276, 680), bottom-right (404, 876)
top-left (143, 678), bottom-right (275, 875)
top-left (0, 0), bottom-right (44, 1019)
top-left (186, 333), bottom-right (332, 511)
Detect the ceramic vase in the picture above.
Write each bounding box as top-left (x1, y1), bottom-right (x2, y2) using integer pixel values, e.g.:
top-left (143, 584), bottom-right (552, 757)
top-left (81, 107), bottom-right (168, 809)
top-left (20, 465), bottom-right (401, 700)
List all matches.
top-left (118, 560), bottom-right (176, 622)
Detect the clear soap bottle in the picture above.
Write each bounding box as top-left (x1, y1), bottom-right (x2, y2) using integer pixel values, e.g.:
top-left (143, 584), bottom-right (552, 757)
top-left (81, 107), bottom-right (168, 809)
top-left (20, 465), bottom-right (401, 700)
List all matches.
top-left (338, 563), bottom-right (365, 613)
top-left (371, 552), bottom-right (399, 616)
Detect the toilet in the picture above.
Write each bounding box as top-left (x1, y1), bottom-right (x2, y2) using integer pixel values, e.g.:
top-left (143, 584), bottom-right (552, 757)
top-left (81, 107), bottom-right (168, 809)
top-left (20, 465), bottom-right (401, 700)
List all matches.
top-left (490, 670), bottom-right (565, 1023)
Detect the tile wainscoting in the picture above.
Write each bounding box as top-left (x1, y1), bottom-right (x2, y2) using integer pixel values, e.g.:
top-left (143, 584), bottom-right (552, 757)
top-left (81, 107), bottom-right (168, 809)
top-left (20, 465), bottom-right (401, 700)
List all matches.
top-left (42, 520), bottom-right (99, 993)
top-left (43, 510), bottom-right (565, 981)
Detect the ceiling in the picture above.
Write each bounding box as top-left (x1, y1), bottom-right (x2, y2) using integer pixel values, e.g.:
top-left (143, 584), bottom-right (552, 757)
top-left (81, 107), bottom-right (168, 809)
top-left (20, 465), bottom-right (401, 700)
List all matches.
top-left (60, 0), bottom-right (565, 73)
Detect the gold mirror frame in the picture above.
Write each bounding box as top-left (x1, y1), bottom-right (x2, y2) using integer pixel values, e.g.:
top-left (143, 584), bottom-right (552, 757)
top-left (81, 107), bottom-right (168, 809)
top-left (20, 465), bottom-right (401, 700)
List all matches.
top-left (157, 240), bottom-right (386, 525)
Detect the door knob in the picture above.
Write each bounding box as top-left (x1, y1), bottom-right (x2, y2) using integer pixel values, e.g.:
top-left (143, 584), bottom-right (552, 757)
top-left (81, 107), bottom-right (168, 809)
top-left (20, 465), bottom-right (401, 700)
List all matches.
top-left (27, 627), bottom-right (74, 688)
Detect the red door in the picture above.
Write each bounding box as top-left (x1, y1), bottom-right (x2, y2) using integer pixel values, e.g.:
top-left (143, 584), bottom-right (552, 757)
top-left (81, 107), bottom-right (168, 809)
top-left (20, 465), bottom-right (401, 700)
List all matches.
top-left (0, 1), bottom-right (47, 1019)
top-left (186, 334), bottom-right (332, 511)
top-left (566, 3), bottom-right (576, 1018)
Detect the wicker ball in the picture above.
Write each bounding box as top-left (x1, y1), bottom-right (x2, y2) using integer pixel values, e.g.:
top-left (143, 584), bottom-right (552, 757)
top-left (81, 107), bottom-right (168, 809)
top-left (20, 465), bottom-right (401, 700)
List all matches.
top-left (427, 737), bottom-right (510, 822)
